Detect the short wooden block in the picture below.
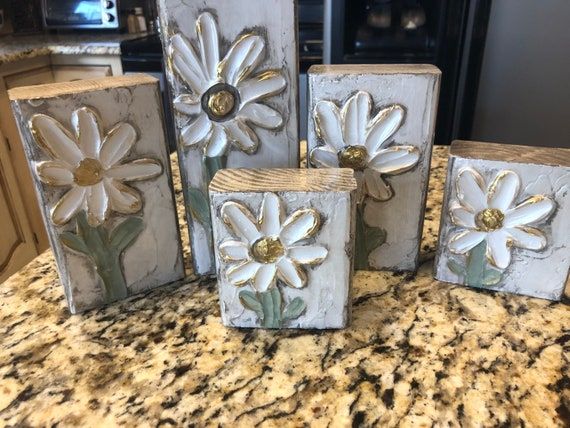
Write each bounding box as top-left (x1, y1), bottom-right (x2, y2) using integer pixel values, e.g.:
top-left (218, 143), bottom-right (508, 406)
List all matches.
top-left (158, 0), bottom-right (300, 276)
top-left (307, 64), bottom-right (441, 272)
top-left (9, 75), bottom-right (185, 313)
top-left (434, 141), bottom-right (570, 300)
top-left (209, 168), bottom-right (357, 329)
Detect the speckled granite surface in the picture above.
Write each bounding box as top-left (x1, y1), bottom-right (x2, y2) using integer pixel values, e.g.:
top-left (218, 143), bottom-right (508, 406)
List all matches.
top-left (1, 146), bottom-right (569, 427)
top-left (0, 33), bottom-right (146, 65)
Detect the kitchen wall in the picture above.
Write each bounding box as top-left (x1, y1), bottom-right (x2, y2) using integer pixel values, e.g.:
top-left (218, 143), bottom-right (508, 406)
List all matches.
top-left (471, 0), bottom-right (570, 148)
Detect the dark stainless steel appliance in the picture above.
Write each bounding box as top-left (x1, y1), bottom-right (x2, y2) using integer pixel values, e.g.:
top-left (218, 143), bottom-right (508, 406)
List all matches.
top-left (42, 0), bottom-right (120, 29)
top-left (324, 0), bottom-right (492, 145)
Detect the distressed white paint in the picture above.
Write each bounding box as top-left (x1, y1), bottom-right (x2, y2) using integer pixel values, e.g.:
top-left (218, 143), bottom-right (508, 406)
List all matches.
top-left (307, 65), bottom-right (441, 272)
top-left (158, 0), bottom-right (299, 276)
top-left (9, 76), bottom-right (185, 313)
top-left (209, 169), bottom-right (356, 329)
top-left (434, 141), bottom-right (570, 301)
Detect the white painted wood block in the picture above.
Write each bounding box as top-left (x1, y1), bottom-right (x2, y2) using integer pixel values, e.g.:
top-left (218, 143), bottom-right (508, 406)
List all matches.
top-left (209, 168), bottom-right (357, 329)
top-left (9, 75), bottom-right (185, 313)
top-left (307, 64), bottom-right (441, 272)
top-left (434, 141), bottom-right (570, 301)
top-left (157, 0), bottom-right (300, 276)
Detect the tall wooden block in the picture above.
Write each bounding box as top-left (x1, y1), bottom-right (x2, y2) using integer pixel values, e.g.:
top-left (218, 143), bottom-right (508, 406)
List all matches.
top-left (435, 141), bottom-right (570, 300)
top-left (9, 75), bottom-right (185, 313)
top-left (307, 64), bottom-right (441, 272)
top-left (209, 169), bottom-right (357, 329)
top-left (158, 0), bottom-right (300, 276)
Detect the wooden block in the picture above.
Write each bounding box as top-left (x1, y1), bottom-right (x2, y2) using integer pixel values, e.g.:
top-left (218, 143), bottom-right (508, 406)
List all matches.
top-left (157, 0), bottom-right (300, 276)
top-left (209, 168), bottom-right (357, 329)
top-left (434, 141), bottom-right (570, 300)
top-left (9, 75), bottom-right (185, 313)
top-left (307, 64), bottom-right (441, 272)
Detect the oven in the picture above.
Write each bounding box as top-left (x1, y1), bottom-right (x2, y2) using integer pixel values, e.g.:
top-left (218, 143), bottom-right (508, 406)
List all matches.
top-left (41, 0), bottom-right (119, 29)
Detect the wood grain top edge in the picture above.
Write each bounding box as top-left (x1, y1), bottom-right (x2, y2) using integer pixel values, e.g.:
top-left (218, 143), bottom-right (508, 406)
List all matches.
top-left (309, 64), bottom-right (441, 76)
top-left (451, 140), bottom-right (570, 167)
top-left (209, 168), bottom-right (357, 193)
top-left (8, 74), bottom-right (158, 101)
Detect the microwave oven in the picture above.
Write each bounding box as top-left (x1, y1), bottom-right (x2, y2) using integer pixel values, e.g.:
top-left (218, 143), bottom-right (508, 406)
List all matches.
top-left (42, 0), bottom-right (119, 29)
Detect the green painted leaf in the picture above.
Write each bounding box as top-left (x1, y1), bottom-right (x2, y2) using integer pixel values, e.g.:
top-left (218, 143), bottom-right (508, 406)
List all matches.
top-left (283, 297), bottom-right (306, 321)
top-left (447, 259), bottom-right (466, 277)
top-left (364, 225), bottom-right (387, 255)
top-left (465, 240), bottom-right (488, 287)
top-left (187, 188), bottom-right (211, 227)
top-left (60, 232), bottom-right (89, 254)
top-left (110, 217), bottom-right (144, 253)
top-left (204, 155), bottom-right (227, 182)
top-left (483, 269), bottom-right (503, 286)
top-left (239, 290), bottom-right (263, 317)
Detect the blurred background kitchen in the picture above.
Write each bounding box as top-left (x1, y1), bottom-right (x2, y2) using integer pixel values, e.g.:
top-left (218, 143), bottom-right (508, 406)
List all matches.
top-left (0, 0), bottom-right (569, 281)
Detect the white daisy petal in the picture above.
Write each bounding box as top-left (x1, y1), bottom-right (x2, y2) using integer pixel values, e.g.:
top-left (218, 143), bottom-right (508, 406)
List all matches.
top-left (104, 179), bottom-right (142, 214)
top-left (106, 159), bottom-right (162, 182)
top-left (238, 71), bottom-right (287, 106)
top-left (280, 209), bottom-right (320, 245)
top-left (181, 113), bottom-right (213, 148)
top-left (449, 202), bottom-right (476, 228)
top-left (221, 201), bottom-right (261, 243)
top-left (224, 120), bottom-right (259, 154)
top-left (486, 230), bottom-right (511, 269)
top-left (219, 34), bottom-right (264, 86)
top-left (488, 170), bottom-right (521, 211)
top-left (259, 193), bottom-right (283, 236)
top-left (72, 107), bottom-right (102, 159)
top-left (86, 182), bottom-right (109, 227)
top-left (504, 195), bottom-right (556, 228)
top-left (238, 103), bottom-right (283, 129)
top-left (363, 169), bottom-right (393, 201)
top-left (368, 146), bottom-right (420, 175)
top-left (204, 124), bottom-right (229, 157)
top-left (342, 92), bottom-right (371, 148)
top-left (227, 260), bottom-right (260, 287)
top-left (171, 34), bottom-right (207, 94)
top-left (277, 257), bottom-right (307, 289)
top-left (99, 123), bottom-right (137, 168)
top-left (196, 12), bottom-right (219, 82)
top-left (456, 168), bottom-right (487, 213)
top-left (51, 186), bottom-right (86, 226)
top-left (253, 264), bottom-right (277, 292)
top-left (287, 245), bottom-right (328, 265)
top-left (365, 105), bottom-right (405, 154)
top-left (219, 240), bottom-right (250, 262)
top-left (313, 101), bottom-right (344, 151)
top-left (507, 227), bottom-right (547, 251)
top-left (36, 161), bottom-right (74, 186)
top-left (31, 114), bottom-right (83, 167)
top-left (309, 146), bottom-right (339, 168)
top-left (173, 94), bottom-right (202, 116)
top-left (448, 230), bottom-right (487, 254)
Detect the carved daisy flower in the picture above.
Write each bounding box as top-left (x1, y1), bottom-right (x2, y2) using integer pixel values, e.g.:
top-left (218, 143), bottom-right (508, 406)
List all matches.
top-left (170, 12), bottom-right (287, 157)
top-left (219, 193), bottom-right (328, 292)
top-left (448, 168), bottom-right (556, 269)
top-left (310, 91), bottom-right (419, 201)
top-left (31, 107), bottom-right (162, 227)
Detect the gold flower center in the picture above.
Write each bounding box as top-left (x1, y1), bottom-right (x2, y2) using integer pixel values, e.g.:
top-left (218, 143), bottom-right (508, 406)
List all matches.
top-left (208, 90), bottom-right (235, 118)
top-left (338, 146), bottom-right (368, 170)
top-left (73, 158), bottom-right (104, 186)
top-left (475, 208), bottom-right (505, 232)
top-left (251, 236), bottom-right (285, 264)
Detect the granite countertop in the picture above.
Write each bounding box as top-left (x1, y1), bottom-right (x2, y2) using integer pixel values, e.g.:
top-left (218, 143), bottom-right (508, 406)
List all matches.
top-left (0, 32), bottom-right (146, 66)
top-left (1, 146), bottom-right (569, 426)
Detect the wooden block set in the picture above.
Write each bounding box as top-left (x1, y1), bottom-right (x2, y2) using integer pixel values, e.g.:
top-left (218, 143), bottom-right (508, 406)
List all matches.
top-left (7, 0), bottom-right (569, 325)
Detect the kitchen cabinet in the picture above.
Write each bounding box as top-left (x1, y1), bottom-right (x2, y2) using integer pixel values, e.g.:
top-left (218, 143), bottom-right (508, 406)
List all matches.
top-left (0, 53), bottom-right (123, 281)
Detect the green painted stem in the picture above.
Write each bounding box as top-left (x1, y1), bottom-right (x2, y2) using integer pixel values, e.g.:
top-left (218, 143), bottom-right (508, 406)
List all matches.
top-left (95, 254), bottom-right (128, 302)
top-left (354, 203), bottom-right (369, 270)
top-left (260, 288), bottom-right (282, 329)
top-left (466, 240), bottom-right (489, 287)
